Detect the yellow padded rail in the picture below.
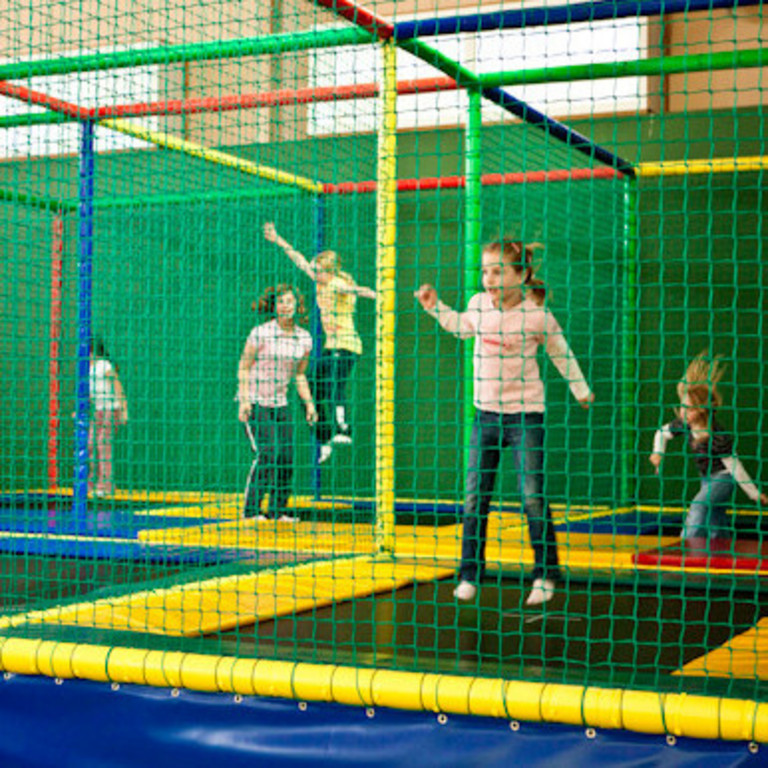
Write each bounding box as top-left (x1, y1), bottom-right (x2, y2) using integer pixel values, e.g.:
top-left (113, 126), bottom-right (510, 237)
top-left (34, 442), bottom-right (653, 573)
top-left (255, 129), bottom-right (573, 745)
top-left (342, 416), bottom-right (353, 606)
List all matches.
top-left (0, 635), bottom-right (765, 742)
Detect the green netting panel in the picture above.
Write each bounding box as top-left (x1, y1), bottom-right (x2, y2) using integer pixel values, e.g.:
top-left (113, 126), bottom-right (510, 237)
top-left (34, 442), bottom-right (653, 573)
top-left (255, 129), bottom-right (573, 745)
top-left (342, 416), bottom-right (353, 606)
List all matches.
top-left (639, 171), bottom-right (767, 509)
top-left (0, 202), bottom-right (63, 491)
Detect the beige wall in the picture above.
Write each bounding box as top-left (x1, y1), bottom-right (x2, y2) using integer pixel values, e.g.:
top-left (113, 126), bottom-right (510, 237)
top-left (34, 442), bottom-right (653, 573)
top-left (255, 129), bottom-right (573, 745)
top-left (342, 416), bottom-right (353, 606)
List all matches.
top-left (666, 7), bottom-right (766, 112)
top-left (2, 1), bottom-right (764, 148)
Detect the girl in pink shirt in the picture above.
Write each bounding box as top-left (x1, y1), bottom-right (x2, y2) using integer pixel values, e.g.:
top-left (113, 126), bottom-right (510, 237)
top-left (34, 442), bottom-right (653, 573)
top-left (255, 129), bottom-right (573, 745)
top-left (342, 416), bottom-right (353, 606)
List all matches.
top-left (415, 240), bottom-right (593, 606)
top-left (237, 284), bottom-right (317, 521)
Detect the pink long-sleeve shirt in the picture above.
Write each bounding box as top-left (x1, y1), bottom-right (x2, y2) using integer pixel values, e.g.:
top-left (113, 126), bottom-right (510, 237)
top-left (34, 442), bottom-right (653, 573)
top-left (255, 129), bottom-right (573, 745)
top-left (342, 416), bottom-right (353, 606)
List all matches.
top-left (427, 293), bottom-right (591, 414)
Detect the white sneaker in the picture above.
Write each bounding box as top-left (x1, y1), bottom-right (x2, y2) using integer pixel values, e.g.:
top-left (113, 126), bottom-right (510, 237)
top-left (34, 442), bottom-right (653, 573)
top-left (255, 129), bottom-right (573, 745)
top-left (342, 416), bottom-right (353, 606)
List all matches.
top-left (525, 578), bottom-right (555, 606)
top-left (331, 432), bottom-right (352, 445)
top-left (256, 514), bottom-right (270, 522)
top-left (453, 580), bottom-right (477, 601)
top-left (277, 514), bottom-right (299, 523)
top-left (318, 444), bottom-right (333, 463)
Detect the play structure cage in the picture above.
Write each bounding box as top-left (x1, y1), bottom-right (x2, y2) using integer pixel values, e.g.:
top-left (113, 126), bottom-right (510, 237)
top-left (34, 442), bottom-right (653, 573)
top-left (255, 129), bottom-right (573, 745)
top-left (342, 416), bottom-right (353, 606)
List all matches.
top-left (1, 1), bottom-right (768, 765)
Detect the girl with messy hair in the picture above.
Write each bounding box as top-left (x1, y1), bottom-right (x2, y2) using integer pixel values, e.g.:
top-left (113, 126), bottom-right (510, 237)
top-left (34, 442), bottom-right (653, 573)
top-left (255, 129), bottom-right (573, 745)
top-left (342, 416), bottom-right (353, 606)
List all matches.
top-left (650, 352), bottom-right (767, 541)
top-left (237, 284), bottom-right (317, 522)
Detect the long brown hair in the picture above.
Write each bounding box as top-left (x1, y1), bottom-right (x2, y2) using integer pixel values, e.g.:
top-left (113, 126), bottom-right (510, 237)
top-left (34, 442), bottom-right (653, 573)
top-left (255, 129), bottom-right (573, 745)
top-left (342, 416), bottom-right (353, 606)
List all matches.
top-left (484, 239), bottom-right (546, 305)
top-left (252, 283), bottom-right (307, 324)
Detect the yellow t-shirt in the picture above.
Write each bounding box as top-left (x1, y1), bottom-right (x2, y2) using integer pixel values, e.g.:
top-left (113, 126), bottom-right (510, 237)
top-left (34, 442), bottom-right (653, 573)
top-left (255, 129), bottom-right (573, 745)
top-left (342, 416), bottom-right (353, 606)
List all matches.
top-left (316, 275), bottom-right (362, 355)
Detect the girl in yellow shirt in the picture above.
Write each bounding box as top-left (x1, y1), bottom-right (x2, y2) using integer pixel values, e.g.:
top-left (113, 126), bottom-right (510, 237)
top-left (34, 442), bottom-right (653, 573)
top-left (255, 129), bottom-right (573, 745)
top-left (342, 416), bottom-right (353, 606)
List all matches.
top-left (264, 223), bottom-right (376, 463)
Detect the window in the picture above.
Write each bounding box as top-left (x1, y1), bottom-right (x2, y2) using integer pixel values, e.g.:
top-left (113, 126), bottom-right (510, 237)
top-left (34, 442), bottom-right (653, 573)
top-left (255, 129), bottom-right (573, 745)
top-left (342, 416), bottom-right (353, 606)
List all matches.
top-left (0, 44), bottom-right (160, 158)
top-left (308, 9), bottom-right (653, 135)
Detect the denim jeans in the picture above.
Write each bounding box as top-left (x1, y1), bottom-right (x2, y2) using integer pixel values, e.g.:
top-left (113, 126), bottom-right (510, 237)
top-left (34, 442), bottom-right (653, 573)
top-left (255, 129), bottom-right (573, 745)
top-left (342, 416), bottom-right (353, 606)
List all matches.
top-left (243, 405), bottom-right (293, 518)
top-left (460, 410), bottom-right (560, 583)
top-left (313, 348), bottom-right (358, 444)
top-left (682, 471), bottom-right (734, 540)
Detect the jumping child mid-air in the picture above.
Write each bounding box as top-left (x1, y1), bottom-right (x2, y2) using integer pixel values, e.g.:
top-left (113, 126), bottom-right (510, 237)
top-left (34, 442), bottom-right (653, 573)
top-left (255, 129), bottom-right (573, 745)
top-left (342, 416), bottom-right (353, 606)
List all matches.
top-left (650, 352), bottom-right (767, 541)
top-left (414, 239), bottom-right (593, 606)
top-left (263, 223), bottom-right (375, 464)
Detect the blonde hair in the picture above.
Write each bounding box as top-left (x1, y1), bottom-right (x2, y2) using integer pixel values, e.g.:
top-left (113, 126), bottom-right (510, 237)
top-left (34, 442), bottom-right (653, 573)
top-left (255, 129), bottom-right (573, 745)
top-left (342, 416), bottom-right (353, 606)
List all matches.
top-left (676, 351), bottom-right (726, 411)
top-left (316, 250), bottom-right (354, 285)
top-left (483, 239), bottom-right (546, 304)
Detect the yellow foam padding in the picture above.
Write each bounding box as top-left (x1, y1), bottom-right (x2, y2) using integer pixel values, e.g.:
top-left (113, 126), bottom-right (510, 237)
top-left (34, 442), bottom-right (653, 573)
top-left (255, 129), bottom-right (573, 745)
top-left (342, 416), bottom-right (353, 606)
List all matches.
top-left (2, 494), bottom-right (700, 575)
top-left (0, 637), bottom-right (765, 741)
top-left (139, 518), bottom-right (378, 557)
top-left (676, 618), bottom-right (768, 681)
top-left (13, 493), bottom-right (754, 518)
top-left (32, 492), bottom-right (350, 520)
top-left (135, 504), bottom-right (243, 519)
top-left (134, 496), bottom-right (353, 520)
top-left (0, 555), bottom-right (454, 638)
top-left (136, 511), bottom-right (668, 574)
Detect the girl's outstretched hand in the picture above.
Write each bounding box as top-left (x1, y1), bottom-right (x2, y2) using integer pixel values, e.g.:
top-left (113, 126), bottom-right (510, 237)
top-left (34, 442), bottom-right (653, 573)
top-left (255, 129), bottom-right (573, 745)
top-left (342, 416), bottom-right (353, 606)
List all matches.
top-left (649, 453), bottom-right (662, 475)
top-left (414, 284), bottom-right (438, 311)
top-left (263, 222), bottom-right (278, 243)
top-left (760, 492), bottom-right (768, 506)
top-left (578, 393), bottom-right (595, 410)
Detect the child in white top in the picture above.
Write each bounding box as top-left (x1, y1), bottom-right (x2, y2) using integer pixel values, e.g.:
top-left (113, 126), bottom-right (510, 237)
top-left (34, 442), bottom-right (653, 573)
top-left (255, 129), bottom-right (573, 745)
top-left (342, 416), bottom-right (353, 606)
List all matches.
top-left (650, 352), bottom-right (767, 541)
top-left (263, 222), bottom-right (376, 463)
top-left (415, 239), bottom-right (593, 606)
top-left (237, 284), bottom-right (317, 521)
top-left (88, 339), bottom-right (128, 497)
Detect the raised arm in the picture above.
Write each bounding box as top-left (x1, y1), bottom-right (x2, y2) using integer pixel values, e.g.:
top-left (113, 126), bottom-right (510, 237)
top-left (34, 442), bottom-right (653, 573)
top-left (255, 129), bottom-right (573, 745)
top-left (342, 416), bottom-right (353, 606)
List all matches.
top-left (335, 281), bottom-right (377, 300)
top-left (413, 284), bottom-right (477, 339)
top-left (263, 222), bottom-right (316, 281)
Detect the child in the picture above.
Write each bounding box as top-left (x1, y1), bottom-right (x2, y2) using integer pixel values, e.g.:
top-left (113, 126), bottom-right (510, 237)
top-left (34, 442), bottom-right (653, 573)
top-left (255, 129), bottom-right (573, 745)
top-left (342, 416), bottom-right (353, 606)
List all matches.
top-left (237, 284), bottom-right (318, 521)
top-left (650, 352), bottom-right (767, 541)
top-left (89, 339), bottom-right (128, 497)
top-left (263, 222), bottom-right (376, 464)
top-left (414, 239), bottom-right (593, 606)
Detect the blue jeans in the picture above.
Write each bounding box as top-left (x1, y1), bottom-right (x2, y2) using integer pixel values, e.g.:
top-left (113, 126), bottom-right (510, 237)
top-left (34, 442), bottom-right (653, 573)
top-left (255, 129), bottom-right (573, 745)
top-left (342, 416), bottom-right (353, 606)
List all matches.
top-left (682, 471), bottom-right (734, 540)
top-left (313, 349), bottom-right (358, 444)
top-left (460, 410), bottom-right (560, 583)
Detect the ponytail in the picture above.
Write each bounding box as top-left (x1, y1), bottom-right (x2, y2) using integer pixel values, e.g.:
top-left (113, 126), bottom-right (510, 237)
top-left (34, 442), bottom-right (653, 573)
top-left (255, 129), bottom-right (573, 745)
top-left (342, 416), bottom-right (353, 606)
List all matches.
top-left (486, 239), bottom-right (547, 305)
